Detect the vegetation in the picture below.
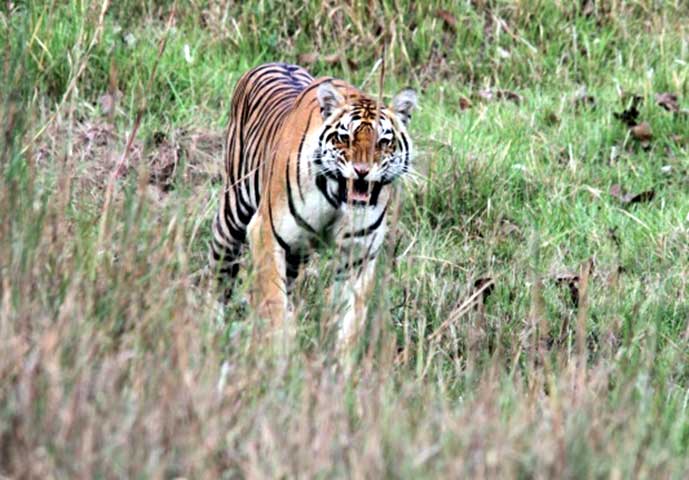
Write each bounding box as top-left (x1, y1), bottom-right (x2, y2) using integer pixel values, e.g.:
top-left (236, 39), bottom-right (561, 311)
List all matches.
top-left (2, 0), bottom-right (689, 477)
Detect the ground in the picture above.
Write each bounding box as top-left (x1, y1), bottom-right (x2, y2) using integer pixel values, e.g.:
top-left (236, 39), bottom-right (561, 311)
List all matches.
top-left (2, 1), bottom-right (689, 477)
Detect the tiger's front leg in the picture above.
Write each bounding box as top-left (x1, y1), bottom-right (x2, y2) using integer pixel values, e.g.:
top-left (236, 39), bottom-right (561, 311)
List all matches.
top-left (331, 206), bottom-right (386, 359)
top-left (334, 255), bottom-right (379, 356)
top-left (247, 213), bottom-right (293, 347)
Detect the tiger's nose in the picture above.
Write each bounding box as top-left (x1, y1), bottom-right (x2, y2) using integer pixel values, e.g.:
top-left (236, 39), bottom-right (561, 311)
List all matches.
top-left (353, 163), bottom-right (370, 178)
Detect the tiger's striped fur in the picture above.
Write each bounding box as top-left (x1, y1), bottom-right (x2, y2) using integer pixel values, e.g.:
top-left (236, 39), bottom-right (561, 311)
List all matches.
top-left (209, 62), bottom-right (417, 352)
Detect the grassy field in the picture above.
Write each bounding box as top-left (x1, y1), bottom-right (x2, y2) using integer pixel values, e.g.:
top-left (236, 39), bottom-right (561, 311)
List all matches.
top-left (2, 0), bottom-right (689, 477)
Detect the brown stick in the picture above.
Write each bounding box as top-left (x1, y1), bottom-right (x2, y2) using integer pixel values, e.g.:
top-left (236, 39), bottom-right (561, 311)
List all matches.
top-left (428, 278), bottom-right (497, 342)
top-left (99, 4), bottom-right (177, 240)
top-left (109, 6), bottom-right (177, 182)
top-left (576, 258), bottom-right (592, 395)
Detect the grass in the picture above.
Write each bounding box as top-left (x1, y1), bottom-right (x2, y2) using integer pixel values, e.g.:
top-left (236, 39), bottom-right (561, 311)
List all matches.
top-left (2, 0), bottom-right (689, 477)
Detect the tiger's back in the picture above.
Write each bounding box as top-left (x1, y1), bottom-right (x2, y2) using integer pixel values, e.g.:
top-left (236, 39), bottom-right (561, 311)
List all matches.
top-left (210, 63), bottom-right (313, 299)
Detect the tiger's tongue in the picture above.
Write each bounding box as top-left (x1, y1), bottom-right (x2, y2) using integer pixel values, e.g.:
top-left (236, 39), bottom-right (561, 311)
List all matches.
top-left (348, 190), bottom-right (370, 202)
top-left (347, 179), bottom-right (371, 202)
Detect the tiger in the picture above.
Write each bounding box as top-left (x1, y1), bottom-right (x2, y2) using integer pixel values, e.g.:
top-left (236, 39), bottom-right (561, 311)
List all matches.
top-left (209, 62), bottom-right (417, 353)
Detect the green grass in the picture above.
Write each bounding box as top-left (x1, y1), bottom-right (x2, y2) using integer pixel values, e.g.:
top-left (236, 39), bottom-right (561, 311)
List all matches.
top-left (2, 0), bottom-right (689, 477)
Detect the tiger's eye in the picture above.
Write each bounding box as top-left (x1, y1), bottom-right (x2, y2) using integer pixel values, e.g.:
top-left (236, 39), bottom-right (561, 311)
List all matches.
top-left (378, 138), bottom-right (392, 148)
top-left (335, 133), bottom-right (349, 144)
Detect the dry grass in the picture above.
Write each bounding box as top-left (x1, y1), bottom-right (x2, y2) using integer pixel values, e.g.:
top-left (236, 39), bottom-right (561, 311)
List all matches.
top-left (2, 1), bottom-right (689, 478)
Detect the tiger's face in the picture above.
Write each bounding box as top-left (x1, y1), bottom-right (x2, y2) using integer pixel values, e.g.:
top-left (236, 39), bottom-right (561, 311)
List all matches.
top-left (314, 82), bottom-right (417, 206)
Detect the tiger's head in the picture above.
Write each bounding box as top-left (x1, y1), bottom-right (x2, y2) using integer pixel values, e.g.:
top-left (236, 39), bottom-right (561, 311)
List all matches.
top-left (314, 81), bottom-right (417, 206)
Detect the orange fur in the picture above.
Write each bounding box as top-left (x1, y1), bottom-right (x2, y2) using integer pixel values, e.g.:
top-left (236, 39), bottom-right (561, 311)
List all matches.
top-left (210, 63), bottom-right (417, 355)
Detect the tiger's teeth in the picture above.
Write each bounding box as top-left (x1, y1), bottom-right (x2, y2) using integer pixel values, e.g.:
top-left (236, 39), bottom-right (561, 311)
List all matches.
top-left (348, 191), bottom-right (370, 202)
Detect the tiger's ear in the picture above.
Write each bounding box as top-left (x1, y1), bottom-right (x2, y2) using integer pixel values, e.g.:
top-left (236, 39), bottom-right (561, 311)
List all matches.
top-left (317, 81), bottom-right (345, 119)
top-left (391, 88), bottom-right (418, 126)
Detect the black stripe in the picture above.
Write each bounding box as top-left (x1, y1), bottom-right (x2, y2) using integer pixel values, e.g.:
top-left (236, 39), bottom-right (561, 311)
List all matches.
top-left (266, 135), bottom-right (291, 254)
top-left (243, 65), bottom-right (295, 90)
top-left (222, 188), bottom-right (241, 229)
top-left (244, 95), bottom-right (289, 142)
top-left (219, 264), bottom-right (240, 276)
top-left (210, 240), bottom-right (223, 261)
top-left (335, 240), bottom-right (383, 276)
top-left (398, 132), bottom-right (410, 170)
top-left (285, 251), bottom-right (307, 279)
top-left (296, 111), bottom-right (313, 201)
top-left (268, 198), bottom-right (291, 253)
top-left (343, 207), bottom-right (386, 238)
top-left (316, 174), bottom-right (340, 208)
top-left (233, 186), bottom-right (254, 224)
top-left (286, 150), bottom-right (316, 234)
top-left (336, 254), bottom-right (377, 275)
top-left (246, 85), bottom-right (300, 124)
top-left (369, 181), bottom-right (384, 206)
top-left (211, 237), bottom-right (240, 260)
top-left (222, 204), bottom-right (247, 242)
top-left (324, 131), bottom-right (340, 143)
top-left (223, 200), bottom-right (244, 240)
top-left (212, 211), bottom-right (233, 244)
top-left (218, 63), bottom-right (318, 265)
top-left (230, 103), bottom-right (255, 222)
top-left (247, 102), bottom-right (293, 210)
top-left (226, 122), bottom-right (238, 187)
top-left (298, 77), bottom-right (334, 100)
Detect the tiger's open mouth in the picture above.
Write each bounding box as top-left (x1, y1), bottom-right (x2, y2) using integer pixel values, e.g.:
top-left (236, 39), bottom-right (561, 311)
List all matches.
top-left (341, 178), bottom-right (383, 206)
top-left (348, 178), bottom-right (372, 203)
